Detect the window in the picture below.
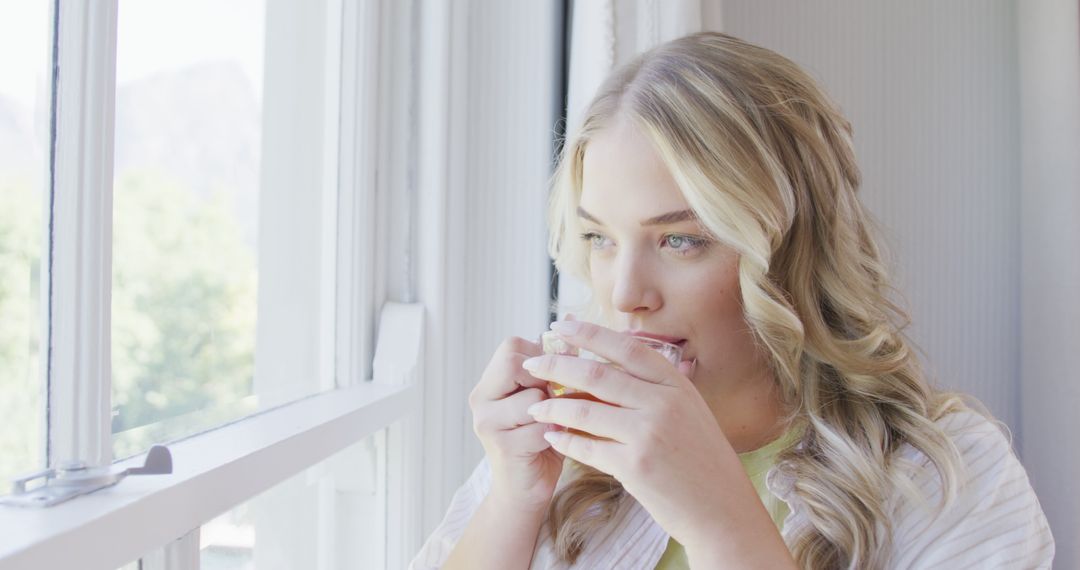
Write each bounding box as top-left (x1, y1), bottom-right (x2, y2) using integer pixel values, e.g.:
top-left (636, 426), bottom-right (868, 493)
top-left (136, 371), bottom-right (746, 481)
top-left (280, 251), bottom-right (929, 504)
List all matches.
top-left (0, 1), bottom-right (425, 568)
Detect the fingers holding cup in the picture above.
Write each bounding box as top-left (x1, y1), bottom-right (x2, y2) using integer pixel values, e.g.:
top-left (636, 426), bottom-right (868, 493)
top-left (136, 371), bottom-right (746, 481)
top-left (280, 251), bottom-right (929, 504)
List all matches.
top-left (523, 352), bottom-right (649, 410)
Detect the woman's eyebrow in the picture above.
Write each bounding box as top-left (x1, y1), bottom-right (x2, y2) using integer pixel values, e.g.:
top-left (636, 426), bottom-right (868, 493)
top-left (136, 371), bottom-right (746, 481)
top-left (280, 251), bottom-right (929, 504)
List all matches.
top-left (577, 206), bottom-right (697, 226)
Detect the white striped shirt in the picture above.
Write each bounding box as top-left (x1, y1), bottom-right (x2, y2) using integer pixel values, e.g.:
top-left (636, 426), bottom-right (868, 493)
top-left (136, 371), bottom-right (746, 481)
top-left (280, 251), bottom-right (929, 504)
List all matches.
top-left (410, 409), bottom-right (1054, 569)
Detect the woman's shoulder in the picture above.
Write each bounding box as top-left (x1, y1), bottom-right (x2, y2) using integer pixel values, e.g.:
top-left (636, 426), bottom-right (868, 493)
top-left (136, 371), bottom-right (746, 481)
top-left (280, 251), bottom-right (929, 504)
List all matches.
top-left (933, 405), bottom-right (1010, 448)
top-left (887, 406), bottom-right (1055, 568)
top-left (893, 405), bottom-right (1018, 490)
top-left (901, 406), bottom-right (1010, 467)
top-left (891, 406), bottom-right (1027, 517)
top-left (768, 406), bottom-right (1054, 567)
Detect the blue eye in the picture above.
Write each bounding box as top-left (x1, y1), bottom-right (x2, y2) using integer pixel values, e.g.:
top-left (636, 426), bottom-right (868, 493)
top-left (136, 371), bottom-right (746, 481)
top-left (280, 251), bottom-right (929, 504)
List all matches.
top-left (580, 232), bottom-right (611, 250)
top-left (666, 235), bottom-right (687, 248)
top-left (663, 234), bottom-right (708, 255)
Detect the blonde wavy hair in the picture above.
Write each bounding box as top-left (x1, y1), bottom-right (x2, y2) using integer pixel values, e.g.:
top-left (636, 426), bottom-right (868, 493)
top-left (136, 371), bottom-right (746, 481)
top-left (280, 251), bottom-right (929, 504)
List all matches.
top-left (546, 32), bottom-right (969, 569)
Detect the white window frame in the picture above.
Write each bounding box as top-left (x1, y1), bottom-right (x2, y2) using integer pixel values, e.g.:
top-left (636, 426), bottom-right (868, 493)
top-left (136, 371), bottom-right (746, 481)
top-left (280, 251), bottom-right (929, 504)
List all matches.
top-left (0, 0), bottom-right (428, 568)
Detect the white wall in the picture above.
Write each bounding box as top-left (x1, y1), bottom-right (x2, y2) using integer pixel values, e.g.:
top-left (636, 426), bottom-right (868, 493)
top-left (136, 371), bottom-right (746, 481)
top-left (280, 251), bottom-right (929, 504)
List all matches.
top-left (1018, 1), bottom-right (1080, 566)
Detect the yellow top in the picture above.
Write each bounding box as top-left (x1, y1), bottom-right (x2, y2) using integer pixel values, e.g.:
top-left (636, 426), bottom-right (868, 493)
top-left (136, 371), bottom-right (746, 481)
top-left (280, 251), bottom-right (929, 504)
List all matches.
top-left (653, 429), bottom-right (798, 569)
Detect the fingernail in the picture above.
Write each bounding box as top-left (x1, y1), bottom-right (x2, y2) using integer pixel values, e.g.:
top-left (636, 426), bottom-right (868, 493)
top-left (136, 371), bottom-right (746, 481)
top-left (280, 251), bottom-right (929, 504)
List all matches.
top-left (549, 320), bottom-right (581, 335)
top-left (522, 357), bottom-right (541, 371)
top-left (527, 402), bottom-right (546, 416)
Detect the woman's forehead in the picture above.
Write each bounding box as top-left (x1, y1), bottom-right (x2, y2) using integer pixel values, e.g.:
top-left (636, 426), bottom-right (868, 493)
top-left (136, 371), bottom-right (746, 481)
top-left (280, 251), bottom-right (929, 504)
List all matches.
top-left (578, 174), bottom-right (690, 224)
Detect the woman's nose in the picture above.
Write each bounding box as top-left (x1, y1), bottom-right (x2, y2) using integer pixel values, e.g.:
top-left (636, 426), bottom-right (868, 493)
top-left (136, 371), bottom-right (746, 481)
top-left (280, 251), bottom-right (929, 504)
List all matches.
top-left (611, 253), bottom-right (662, 314)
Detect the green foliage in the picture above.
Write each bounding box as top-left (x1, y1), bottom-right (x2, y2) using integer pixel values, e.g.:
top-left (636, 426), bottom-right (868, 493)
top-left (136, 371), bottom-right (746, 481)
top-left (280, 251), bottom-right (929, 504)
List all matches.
top-left (0, 178), bottom-right (43, 490)
top-left (0, 170), bottom-right (259, 485)
top-left (111, 170), bottom-right (257, 455)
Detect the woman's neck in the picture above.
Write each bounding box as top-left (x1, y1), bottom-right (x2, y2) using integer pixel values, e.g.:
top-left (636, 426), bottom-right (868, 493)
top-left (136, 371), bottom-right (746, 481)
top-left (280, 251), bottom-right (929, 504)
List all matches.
top-left (695, 365), bottom-right (788, 453)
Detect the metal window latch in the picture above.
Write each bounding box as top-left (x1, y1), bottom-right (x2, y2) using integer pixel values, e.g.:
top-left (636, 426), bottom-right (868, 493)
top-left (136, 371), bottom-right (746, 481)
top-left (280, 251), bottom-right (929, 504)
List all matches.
top-left (0, 444), bottom-right (173, 508)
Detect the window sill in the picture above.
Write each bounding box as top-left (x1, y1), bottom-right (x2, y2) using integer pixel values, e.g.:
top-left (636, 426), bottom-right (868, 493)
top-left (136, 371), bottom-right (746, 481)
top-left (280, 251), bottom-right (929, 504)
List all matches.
top-left (0, 380), bottom-right (419, 570)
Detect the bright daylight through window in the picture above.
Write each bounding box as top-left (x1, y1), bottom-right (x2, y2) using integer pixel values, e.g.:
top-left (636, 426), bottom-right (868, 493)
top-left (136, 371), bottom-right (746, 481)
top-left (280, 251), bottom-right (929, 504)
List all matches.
top-left (110, 0), bottom-right (265, 458)
top-left (0, 0), bottom-right (49, 494)
top-left (111, 0), bottom-right (336, 458)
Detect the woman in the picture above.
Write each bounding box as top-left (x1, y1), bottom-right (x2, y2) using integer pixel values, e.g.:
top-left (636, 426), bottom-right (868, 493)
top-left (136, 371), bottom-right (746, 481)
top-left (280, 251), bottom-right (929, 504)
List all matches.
top-left (411, 32), bottom-right (1054, 569)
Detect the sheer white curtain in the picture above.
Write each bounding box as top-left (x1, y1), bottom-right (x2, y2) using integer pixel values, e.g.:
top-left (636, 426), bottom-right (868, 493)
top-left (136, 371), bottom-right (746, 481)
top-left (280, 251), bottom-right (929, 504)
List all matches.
top-left (417, 1), bottom-right (563, 540)
top-left (1018, 1), bottom-right (1080, 567)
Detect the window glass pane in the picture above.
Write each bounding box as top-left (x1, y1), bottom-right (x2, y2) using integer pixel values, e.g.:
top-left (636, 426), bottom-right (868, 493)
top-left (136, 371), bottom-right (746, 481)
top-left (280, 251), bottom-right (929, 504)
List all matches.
top-left (111, 0), bottom-right (341, 458)
top-left (0, 1), bottom-right (50, 491)
top-left (201, 428), bottom-right (388, 569)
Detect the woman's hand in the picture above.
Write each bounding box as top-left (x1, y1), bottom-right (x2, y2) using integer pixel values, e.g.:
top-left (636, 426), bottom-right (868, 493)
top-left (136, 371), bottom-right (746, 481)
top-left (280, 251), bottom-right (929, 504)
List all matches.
top-left (521, 320), bottom-right (786, 562)
top-left (469, 336), bottom-right (564, 512)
